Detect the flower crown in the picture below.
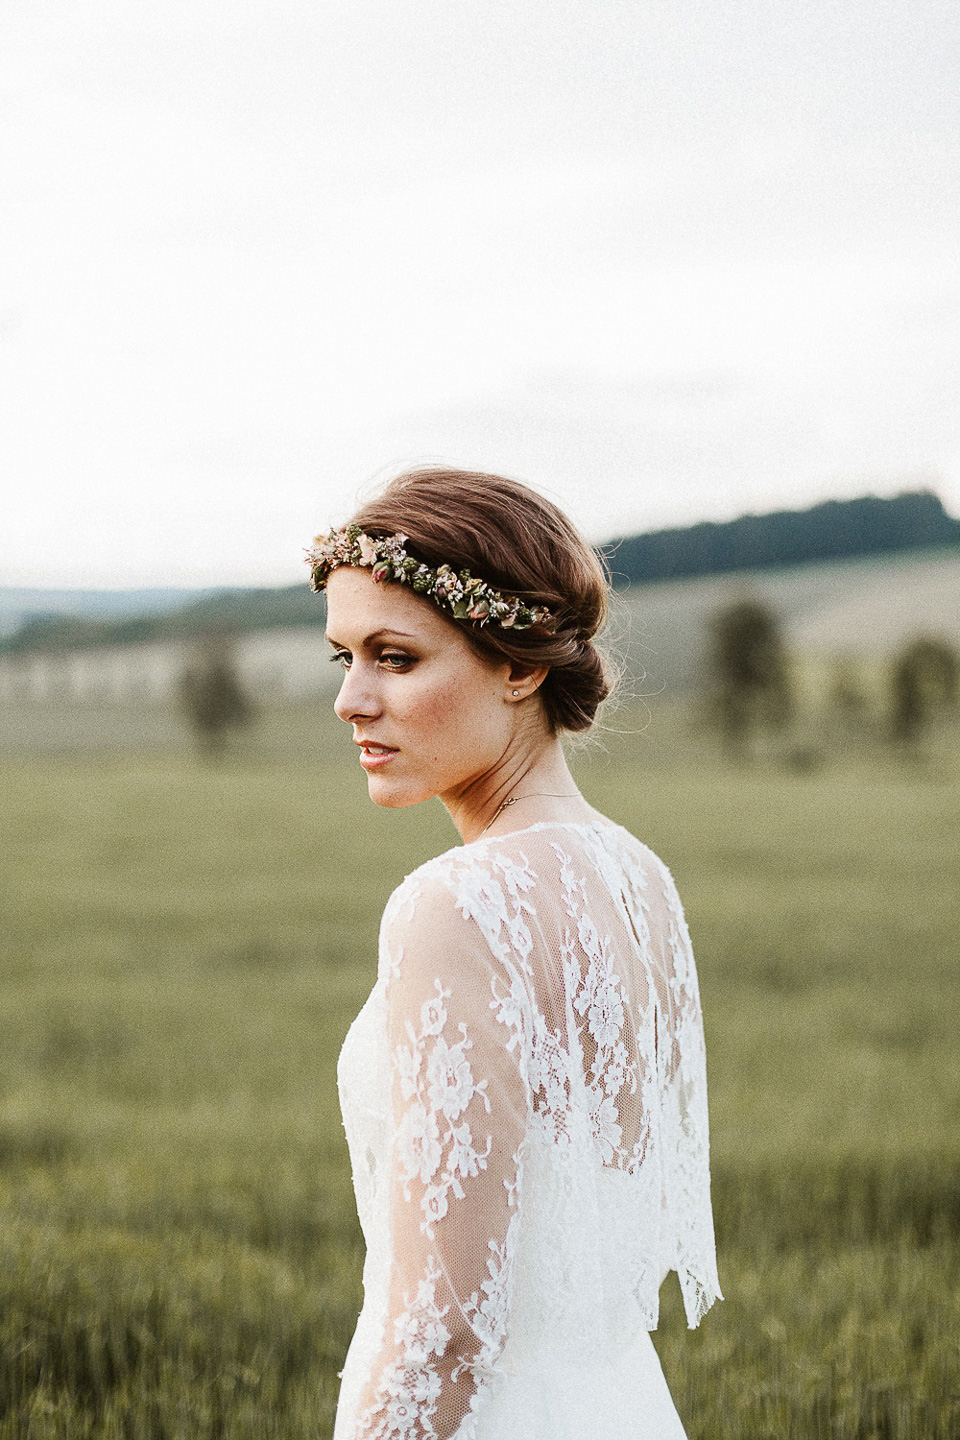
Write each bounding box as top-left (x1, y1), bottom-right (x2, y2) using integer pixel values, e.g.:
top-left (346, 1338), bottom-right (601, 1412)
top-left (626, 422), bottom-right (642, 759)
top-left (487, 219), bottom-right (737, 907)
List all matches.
top-left (306, 524), bottom-right (554, 631)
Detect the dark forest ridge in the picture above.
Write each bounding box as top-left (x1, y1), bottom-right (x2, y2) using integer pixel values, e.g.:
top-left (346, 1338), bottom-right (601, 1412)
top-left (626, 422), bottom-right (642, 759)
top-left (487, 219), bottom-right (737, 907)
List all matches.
top-left (2, 490), bottom-right (957, 655)
top-left (602, 489), bottom-right (960, 586)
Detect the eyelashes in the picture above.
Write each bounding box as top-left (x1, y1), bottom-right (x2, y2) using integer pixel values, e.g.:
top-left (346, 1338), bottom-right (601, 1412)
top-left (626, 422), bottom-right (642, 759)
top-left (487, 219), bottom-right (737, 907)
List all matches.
top-left (327, 650), bottom-right (416, 672)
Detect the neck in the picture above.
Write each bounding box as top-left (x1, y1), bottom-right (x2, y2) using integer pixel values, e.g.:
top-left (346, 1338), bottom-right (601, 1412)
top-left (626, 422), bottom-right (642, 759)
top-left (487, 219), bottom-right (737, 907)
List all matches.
top-left (444, 736), bottom-right (594, 843)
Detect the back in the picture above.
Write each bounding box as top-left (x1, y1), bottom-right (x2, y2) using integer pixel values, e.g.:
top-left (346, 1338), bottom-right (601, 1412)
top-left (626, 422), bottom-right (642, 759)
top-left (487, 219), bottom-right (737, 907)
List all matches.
top-left (420, 820), bottom-right (719, 1325)
top-left (336, 819), bottom-right (721, 1440)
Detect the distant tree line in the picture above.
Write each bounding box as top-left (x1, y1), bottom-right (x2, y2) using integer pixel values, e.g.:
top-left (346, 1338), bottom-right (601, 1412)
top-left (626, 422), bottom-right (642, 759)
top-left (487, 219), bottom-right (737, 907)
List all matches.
top-left (4, 490), bottom-right (958, 657)
top-left (1, 586), bottom-right (325, 656)
top-left (604, 491), bottom-right (960, 587)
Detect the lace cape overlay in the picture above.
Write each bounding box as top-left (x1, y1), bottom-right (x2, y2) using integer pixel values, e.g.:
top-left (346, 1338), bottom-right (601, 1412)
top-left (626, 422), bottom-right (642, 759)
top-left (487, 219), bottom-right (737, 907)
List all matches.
top-left (336, 820), bottom-right (721, 1440)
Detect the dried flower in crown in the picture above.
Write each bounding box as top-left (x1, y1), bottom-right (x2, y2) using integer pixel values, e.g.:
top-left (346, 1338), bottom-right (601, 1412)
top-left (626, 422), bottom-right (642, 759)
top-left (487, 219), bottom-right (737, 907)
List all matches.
top-left (305, 524), bottom-right (555, 632)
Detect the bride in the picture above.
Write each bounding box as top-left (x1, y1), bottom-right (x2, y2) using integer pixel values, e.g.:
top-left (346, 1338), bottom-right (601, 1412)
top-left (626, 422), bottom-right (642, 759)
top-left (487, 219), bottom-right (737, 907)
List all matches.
top-left (310, 467), bottom-right (721, 1440)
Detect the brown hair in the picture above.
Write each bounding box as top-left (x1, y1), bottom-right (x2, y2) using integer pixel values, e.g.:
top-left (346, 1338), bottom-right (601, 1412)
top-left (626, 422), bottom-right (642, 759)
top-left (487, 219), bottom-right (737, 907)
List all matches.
top-left (348, 467), bottom-right (613, 733)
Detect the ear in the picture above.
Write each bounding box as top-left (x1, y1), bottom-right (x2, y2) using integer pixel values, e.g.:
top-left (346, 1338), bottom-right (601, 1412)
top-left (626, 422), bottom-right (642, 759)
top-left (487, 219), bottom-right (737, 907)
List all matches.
top-left (504, 659), bottom-right (550, 702)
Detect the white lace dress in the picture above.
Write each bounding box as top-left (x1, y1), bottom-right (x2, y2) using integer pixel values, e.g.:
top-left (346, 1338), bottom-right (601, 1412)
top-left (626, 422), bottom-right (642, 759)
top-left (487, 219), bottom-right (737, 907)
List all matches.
top-left (334, 820), bottom-right (721, 1440)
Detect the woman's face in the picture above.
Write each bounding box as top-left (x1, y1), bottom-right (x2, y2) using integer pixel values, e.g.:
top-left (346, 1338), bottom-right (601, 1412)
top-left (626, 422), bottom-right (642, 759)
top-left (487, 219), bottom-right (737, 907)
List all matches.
top-left (325, 567), bottom-right (529, 810)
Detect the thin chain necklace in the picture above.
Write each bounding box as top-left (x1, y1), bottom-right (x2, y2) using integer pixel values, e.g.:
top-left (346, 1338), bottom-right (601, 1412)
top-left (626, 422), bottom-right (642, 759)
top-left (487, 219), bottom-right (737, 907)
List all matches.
top-left (476, 791), bottom-right (580, 841)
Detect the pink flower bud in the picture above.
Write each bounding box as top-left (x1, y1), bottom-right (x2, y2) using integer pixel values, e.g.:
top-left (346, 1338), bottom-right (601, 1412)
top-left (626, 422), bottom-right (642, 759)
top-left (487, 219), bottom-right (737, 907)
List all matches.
top-left (371, 561), bottom-right (391, 584)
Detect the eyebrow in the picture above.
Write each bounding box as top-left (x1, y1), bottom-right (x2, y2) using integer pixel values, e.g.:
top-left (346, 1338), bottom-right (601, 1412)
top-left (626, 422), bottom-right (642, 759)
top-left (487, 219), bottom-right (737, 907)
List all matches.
top-left (324, 627), bottom-right (417, 646)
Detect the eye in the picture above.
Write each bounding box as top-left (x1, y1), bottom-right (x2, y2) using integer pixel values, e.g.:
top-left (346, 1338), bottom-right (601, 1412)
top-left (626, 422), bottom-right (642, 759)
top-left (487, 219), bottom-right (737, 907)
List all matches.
top-left (379, 651), bottom-right (416, 671)
top-left (329, 649), bottom-right (351, 669)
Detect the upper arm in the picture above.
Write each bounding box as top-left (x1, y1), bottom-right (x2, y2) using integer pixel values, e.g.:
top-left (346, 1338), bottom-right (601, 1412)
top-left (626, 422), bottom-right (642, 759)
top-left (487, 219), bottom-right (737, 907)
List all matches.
top-left (356, 874), bottom-right (529, 1439)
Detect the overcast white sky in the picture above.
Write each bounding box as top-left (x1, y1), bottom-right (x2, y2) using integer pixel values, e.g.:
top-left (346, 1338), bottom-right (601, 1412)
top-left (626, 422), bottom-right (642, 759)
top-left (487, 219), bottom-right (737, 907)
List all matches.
top-left (3, 0), bottom-right (959, 587)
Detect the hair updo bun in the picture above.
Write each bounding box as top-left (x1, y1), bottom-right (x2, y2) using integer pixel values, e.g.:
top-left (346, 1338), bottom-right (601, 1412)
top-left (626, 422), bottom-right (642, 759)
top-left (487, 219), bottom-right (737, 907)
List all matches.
top-left (348, 467), bottom-right (614, 734)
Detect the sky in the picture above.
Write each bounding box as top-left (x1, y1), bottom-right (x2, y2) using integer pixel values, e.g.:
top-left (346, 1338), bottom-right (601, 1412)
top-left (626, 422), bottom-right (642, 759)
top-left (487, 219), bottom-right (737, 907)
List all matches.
top-left (3, 0), bottom-right (959, 588)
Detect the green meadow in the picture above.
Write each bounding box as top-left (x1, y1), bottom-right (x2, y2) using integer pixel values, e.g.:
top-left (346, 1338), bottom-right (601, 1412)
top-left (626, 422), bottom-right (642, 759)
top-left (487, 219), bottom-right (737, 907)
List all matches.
top-left (1, 700), bottom-right (958, 1438)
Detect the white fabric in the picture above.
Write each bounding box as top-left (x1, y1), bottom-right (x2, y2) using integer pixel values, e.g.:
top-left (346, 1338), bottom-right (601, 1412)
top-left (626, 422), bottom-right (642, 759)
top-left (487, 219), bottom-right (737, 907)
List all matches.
top-left (334, 820), bottom-right (721, 1440)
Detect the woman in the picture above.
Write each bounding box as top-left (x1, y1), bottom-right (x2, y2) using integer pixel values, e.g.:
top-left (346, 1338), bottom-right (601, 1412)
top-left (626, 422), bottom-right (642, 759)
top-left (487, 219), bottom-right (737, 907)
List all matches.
top-left (309, 467), bottom-right (721, 1440)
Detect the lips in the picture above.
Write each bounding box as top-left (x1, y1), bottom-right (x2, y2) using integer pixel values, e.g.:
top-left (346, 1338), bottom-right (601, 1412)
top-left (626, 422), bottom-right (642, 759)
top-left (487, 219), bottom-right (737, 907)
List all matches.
top-left (355, 739), bottom-right (399, 770)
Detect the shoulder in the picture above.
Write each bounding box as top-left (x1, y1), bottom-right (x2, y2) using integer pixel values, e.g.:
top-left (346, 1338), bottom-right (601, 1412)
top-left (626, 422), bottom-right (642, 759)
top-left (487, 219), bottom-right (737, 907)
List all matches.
top-left (578, 822), bottom-right (693, 944)
top-left (595, 821), bottom-right (683, 893)
top-left (615, 831), bottom-right (694, 946)
top-left (380, 821), bottom-right (687, 948)
top-left (377, 848), bottom-right (488, 983)
top-left (377, 831), bottom-right (550, 983)
top-left (384, 830), bottom-right (543, 919)
top-left (376, 850), bottom-right (528, 1031)
top-left (381, 842), bottom-right (476, 923)
top-left (386, 822), bottom-right (679, 903)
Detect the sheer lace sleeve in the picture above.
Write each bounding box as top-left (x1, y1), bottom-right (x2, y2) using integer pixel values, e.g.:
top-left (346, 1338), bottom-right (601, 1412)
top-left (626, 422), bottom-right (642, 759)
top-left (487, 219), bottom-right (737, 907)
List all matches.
top-left (353, 872), bottom-right (529, 1440)
top-left (643, 852), bottom-right (722, 1327)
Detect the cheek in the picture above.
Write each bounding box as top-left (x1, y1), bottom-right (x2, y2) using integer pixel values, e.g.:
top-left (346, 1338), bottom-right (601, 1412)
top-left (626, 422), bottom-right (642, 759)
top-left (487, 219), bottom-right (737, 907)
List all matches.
top-left (404, 671), bottom-right (502, 759)
top-left (444, 683), bottom-right (505, 753)
top-left (413, 689), bottom-right (465, 751)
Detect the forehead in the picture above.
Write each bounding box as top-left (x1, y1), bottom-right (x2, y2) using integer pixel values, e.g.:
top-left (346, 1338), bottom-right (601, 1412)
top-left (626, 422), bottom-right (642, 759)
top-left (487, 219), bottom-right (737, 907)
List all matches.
top-left (324, 566), bottom-right (460, 645)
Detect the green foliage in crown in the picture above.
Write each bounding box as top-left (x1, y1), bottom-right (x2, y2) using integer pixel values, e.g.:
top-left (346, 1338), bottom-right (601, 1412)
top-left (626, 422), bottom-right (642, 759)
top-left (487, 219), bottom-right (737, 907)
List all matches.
top-left (305, 525), bottom-right (554, 632)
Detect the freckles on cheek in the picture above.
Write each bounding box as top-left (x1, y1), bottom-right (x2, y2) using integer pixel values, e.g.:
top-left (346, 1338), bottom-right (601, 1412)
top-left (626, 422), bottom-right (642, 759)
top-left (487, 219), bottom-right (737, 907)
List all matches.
top-left (419, 674), bottom-right (469, 723)
top-left (406, 666), bottom-right (497, 760)
top-left (413, 696), bottom-right (451, 731)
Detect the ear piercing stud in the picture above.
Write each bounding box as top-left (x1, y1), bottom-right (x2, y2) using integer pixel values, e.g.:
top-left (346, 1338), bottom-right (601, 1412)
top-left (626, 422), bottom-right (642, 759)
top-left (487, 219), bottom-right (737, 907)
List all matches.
top-left (512, 690), bottom-right (520, 697)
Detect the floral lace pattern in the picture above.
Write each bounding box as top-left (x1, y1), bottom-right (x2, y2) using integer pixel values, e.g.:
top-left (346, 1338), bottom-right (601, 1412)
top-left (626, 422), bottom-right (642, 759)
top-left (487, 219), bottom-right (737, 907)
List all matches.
top-left (394, 981), bottom-right (493, 1239)
top-left (336, 822), bottom-right (721, 1440)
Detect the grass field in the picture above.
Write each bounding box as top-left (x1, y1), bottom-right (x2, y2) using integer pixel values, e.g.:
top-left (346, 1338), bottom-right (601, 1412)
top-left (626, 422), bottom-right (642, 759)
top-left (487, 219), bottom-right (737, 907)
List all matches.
top-left (2, 700), bottom-right (958, 1438)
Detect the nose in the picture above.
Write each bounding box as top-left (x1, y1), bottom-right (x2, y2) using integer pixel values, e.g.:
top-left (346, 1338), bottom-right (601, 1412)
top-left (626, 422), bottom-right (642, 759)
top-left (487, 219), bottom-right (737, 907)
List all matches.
top-left (333, 661), bottom-right (380, 724)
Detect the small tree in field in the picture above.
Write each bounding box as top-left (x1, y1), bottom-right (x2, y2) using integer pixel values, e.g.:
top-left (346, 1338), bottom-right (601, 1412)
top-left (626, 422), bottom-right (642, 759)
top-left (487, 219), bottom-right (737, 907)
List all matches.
top-left (708, 597), bottom-right (793, 757)
top-left (824, 654), bottom-right (876, 749)
top-left (889, 635), bottom-right (959, 748)
top-left (178, 631), bottom-right (255, 755)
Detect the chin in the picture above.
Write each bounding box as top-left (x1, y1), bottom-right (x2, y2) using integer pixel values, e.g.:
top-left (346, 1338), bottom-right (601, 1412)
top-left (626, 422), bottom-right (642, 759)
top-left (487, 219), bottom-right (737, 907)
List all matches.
top-left (366, 776), bottom-right (430, 810)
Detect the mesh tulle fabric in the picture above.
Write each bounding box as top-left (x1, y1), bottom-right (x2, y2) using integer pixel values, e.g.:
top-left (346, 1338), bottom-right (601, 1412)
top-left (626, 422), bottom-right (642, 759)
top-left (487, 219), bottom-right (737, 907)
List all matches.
top-left (334, 822), bottom-right (721, 1440)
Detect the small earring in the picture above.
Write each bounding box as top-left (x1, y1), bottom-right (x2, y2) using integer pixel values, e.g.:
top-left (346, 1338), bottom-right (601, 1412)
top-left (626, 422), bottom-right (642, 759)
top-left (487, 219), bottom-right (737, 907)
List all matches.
top-left (512, 689), bottom-right (520, 697)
